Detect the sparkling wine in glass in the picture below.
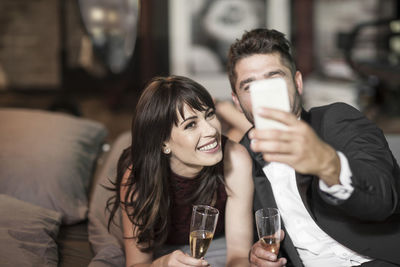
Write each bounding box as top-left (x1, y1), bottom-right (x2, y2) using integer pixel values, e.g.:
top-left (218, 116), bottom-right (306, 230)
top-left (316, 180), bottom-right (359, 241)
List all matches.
top-left (255, 208), bottom-right (281, 255)
top-left (189, 205), bottom-right (219, 259)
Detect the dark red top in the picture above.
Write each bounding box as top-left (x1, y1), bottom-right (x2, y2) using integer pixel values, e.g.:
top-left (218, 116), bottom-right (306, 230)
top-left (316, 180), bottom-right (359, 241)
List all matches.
top-left (166, 136), bottom-right (228, 245)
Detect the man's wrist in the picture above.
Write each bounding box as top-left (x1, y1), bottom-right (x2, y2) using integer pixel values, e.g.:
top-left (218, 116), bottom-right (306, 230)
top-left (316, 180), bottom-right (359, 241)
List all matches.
top-left (318, 144), bottom-right (341, 186)
top-left (319, 151), bottom-right (354, 200)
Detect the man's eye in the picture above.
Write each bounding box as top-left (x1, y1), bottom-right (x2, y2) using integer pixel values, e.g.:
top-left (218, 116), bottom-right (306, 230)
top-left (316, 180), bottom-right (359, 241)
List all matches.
top-left (184, 121), bottom-right (196, 130)
top-left (244, 85), bottom-right (250, 91)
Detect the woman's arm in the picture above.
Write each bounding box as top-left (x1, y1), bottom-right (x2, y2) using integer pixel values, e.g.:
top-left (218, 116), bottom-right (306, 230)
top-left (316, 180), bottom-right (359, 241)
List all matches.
top-left (216, 100), bottom-right (252, 142)
top-left (120, 168), bottom-right (153, 267)
top-left (120, 169), bottom-right (210, 267)
top-left (223, 140), bottom-right (254, 267)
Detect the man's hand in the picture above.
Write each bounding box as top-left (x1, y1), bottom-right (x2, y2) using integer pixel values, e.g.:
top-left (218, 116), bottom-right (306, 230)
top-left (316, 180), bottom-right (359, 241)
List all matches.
top-left (249, 107), bottom-right (341, 186)
top-left (250, 230), bottom-right (286, 267)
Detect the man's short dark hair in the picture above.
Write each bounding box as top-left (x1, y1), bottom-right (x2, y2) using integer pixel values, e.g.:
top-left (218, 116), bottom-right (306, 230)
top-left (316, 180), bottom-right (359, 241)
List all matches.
top-left (227, 28), bottom-right (296, 93)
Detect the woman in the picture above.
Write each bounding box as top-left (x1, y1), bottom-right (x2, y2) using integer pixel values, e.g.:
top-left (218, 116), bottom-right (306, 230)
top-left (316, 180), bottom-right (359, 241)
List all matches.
top-left (107, 76), bottom-right (253, 267)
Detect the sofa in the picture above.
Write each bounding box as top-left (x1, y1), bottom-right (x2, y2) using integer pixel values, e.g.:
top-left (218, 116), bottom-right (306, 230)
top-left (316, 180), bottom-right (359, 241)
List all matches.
top-left (1, 107), bottom-right (400, 267)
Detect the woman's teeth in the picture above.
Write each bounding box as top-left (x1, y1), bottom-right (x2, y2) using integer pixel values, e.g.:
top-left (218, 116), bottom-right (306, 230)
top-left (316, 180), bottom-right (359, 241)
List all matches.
top-left (198, 141), bottom-right (218, 151)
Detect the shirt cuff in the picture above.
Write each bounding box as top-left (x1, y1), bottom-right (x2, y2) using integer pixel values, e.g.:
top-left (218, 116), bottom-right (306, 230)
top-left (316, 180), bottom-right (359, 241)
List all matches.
top-left (319, 151), bottom-right (354, 200)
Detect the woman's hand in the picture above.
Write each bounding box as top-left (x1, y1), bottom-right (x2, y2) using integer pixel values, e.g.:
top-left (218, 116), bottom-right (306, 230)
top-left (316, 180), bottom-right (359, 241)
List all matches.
top-left (160, 250), bottom-right (210, 266)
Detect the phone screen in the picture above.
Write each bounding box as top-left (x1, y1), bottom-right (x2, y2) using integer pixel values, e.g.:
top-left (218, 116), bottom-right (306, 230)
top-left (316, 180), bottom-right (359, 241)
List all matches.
top-left (250, 77), bottom-right (290, 130)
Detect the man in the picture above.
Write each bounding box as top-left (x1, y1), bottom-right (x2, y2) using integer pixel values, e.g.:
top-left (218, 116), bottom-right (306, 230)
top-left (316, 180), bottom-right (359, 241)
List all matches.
top-left (227, 28), bottom-right (400, 266)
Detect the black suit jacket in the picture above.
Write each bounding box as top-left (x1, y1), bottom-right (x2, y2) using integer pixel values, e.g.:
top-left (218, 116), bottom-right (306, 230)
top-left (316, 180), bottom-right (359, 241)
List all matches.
top-left (241, 103), bottom-right (400, 266)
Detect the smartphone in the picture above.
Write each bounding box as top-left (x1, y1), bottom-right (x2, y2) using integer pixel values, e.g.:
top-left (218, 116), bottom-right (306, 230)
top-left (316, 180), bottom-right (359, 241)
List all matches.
top-left (250, 77), bottom-right (290, 130)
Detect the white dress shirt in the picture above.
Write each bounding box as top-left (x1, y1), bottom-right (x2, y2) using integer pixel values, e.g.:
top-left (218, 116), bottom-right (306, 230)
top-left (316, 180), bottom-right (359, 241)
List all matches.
top-left (263, 151), bottom-right (372, 267)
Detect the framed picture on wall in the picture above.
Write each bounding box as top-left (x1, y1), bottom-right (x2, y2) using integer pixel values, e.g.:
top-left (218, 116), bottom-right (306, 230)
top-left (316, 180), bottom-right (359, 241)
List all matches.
top-left (169, 0), bottom-right (291, 100)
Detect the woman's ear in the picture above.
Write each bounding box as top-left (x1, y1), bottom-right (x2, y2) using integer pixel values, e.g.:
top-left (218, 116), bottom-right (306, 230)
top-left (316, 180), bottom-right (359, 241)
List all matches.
top-left (162, 143), bottom-right (171, 154)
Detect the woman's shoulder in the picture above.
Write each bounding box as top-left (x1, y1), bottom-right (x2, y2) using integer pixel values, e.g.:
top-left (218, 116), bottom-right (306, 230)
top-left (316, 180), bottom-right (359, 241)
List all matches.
top-left (223, 136), bottom-right (252, 170)
top-left (224, 136), bottom-right (250, 157)
top-left (122, 165), bottom-right (133, 181)
top-left (222, 137), bottom-right (254, 196)
top-left (120, 165), bottom-right (133, 198)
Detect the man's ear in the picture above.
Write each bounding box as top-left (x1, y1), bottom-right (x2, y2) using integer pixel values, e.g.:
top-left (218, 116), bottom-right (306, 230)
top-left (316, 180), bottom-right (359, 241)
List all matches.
top-left (295, 71), bottom-right (303, 95)
top-left (231, 92), bottom-right (244, 113)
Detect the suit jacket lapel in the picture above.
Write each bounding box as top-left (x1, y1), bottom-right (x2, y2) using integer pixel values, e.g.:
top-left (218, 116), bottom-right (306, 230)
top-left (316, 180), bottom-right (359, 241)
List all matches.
top-left (252, 151), bottom-right (278, 210)
top-left (241, 127), bottom-right (305, 266)
top-left (253, 151), bottom-right (305, 266)
top-left (295, 109), bottom-right (317, 220)
top-left (254, 168), bottom-right (277, 209)
top-left (295, 173), bottom-right (315, 220)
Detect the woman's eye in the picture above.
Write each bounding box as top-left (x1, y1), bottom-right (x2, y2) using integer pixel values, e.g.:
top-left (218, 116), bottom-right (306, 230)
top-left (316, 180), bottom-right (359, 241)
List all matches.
top-left (184, 121), bottom-right (196, 130)
top-left (206, 110), bottom-right (216, 118)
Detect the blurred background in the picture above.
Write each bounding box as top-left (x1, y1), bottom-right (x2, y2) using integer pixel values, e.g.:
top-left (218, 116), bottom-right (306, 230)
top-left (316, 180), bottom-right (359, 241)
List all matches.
top-left (1, 0), bottom-right (400, 141)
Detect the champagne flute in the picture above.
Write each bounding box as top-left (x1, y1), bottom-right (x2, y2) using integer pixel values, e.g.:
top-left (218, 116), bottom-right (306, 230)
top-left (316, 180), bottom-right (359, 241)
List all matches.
top-left (189, 205), bottom-right (219, 259)
top-left (255, 208), bottom-right (281, 255)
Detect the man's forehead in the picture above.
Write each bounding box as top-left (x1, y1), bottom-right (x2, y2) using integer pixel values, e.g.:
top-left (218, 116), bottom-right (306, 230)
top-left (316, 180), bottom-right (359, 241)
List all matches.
top-left (235, 54), bottom-right (291, 84)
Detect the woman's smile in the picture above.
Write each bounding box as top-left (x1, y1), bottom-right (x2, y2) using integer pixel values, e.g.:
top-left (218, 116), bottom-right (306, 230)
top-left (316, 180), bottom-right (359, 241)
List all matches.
top-left (197, 139), bottom-right (220, 152)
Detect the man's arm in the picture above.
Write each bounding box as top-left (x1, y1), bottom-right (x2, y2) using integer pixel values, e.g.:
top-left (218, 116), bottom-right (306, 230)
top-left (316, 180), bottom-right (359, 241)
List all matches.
top-left (249, 103), bottom-right (399, 220)
top-left (248, 106), bottom-right (341, 185)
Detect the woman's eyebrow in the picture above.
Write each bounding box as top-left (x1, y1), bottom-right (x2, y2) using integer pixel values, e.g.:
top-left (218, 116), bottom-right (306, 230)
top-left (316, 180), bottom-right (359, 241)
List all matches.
top-left (180, 115), bottom-right (197, 125)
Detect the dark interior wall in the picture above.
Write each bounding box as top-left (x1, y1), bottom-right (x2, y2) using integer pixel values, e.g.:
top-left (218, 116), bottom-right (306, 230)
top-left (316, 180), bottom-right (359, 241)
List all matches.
top-left (0, 0), bottom-right (60, 90)
top-left (291, 0), bottom-right (314, 78)
top-left (105, 0), bottom-right (170, 108)
top-left (0, 0), bottom-right (109, 91)
top-left (134, 0), bottom-right (169, 93)
top-left (0, 0), bottom-right (170, 99)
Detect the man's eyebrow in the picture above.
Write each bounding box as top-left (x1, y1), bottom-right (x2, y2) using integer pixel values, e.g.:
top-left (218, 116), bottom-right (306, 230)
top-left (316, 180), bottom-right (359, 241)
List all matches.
top-left (239, 70), bottom-right (287, 90)
top-left (180, 115), bottom-right (197, 125)
top-left (264, 70), bottom-right (286, 78)
top-left (239, 77), bottom-right (254, 90)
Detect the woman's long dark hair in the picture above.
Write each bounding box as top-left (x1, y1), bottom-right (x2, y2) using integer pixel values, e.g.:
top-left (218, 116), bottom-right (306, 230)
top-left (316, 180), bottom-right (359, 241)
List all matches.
top-left (107, 76), bottom-right (224, 252)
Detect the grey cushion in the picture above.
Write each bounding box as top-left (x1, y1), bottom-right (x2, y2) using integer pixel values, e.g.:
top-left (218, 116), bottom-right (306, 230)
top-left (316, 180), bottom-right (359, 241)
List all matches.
top-left (0, 194), bottom-right (62, 267)
top-left (88, 131), bottom-right (130, 267)
top-left (0, 108), bottom-right (108, 224)
top-left (386, 134), bottom-right (400, 164)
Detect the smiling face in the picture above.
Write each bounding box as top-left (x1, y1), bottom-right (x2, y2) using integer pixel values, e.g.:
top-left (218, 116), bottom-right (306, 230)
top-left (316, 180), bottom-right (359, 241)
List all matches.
top-left (231, 53), bottom-right (303, 124)
top-left (164, 103), bottom-right (223, 177)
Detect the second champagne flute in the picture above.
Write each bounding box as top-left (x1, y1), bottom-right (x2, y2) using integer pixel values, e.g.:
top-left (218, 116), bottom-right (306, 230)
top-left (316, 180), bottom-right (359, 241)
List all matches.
top-left (189, 205), bottom-right (219, 259)
top-left (255, 208), bottom-right (281, 255)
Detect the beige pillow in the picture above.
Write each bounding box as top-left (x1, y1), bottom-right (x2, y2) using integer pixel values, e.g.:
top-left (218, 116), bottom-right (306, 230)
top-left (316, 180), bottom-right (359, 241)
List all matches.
top-left (0, 108), bottom-right (108, 224)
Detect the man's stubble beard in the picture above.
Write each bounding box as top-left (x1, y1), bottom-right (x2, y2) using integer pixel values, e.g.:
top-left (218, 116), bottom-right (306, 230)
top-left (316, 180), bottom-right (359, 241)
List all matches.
top-left (291, 89), bottom-right (303, 117)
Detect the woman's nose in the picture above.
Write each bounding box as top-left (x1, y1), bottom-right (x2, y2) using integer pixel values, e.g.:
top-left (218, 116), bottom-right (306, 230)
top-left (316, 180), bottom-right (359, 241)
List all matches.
top-left (202, 120), bottom-right (217, 136)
